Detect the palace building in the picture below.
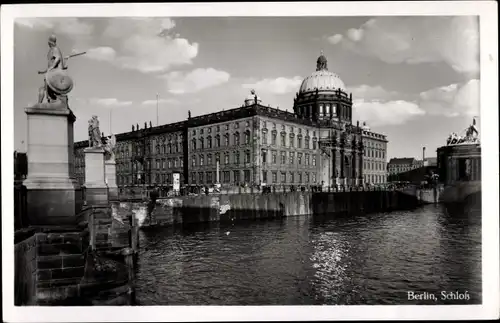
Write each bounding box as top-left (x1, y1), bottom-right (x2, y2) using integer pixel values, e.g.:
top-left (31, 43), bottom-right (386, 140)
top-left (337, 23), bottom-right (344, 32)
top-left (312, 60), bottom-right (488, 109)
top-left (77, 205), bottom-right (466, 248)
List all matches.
top-left (74, 53), bottom-right (389, 192)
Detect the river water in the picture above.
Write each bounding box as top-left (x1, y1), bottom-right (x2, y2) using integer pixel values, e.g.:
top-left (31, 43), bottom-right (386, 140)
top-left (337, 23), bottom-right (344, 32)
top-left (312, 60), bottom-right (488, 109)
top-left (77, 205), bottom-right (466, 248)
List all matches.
top-left (134, 204), bottom-right (481, 305)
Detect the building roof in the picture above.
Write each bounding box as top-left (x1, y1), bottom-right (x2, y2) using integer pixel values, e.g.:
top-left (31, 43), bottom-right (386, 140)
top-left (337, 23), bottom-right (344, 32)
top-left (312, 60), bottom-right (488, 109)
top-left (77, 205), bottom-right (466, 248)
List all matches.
top-left (388, 157), bottom-right (416, 165)
top-left (299, 53), bottom-right (346, 94)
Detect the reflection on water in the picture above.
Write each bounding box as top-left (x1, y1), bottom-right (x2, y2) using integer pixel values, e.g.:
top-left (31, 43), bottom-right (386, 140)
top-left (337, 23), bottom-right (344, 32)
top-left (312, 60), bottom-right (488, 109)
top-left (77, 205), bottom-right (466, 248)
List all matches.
top-left (135, 204), bottom-right (481, 305)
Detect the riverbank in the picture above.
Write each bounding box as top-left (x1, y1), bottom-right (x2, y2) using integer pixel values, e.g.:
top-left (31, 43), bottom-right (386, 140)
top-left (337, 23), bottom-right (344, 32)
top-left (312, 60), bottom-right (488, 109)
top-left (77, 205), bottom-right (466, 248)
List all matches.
top-left (113, 190), bottom-right (421, 228)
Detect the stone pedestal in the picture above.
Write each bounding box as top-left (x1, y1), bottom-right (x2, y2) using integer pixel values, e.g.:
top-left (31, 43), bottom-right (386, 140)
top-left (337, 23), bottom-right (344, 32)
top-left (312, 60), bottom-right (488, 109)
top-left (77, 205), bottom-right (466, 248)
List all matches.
top-left (105, 159), bottom-right (118, 200)
top-left (23, 103), bottom-right (83, 226)
top-left (84, 147), bottom-right (108, 205)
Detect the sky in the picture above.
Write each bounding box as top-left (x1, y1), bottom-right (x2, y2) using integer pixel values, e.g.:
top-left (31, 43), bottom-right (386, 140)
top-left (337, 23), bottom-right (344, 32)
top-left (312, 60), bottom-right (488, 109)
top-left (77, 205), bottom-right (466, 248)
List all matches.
top-left (13, 16), bottom-right (480, 159)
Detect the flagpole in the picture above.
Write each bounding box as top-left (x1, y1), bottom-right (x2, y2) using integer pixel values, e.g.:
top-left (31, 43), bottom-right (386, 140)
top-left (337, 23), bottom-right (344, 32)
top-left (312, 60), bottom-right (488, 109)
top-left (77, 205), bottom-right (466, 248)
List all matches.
top-left (156, 93), bottom-right (159, 126)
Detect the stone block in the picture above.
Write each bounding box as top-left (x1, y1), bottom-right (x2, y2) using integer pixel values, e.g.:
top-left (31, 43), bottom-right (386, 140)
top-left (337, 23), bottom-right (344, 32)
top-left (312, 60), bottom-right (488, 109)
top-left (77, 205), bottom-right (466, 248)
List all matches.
top-left (37, 255), bottom-right (63, 269)
top-left (50, 266), bottom-right (85, 280)
top-left (62, 255), bottom-right (85, 268)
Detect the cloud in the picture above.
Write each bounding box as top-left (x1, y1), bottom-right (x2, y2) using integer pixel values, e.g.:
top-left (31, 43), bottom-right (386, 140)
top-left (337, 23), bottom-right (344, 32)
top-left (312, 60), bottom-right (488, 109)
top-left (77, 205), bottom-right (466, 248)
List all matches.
top-left (353, 99), bottom-right (425, 127)
top-left (141, 98), bottom-right (181, 106)
top-left (15, 18), bottom-right (94, 36)
top-left (418, 79), bottom-right (480, 117)
top-left (99, 17), bottom-right (198, 73)
top-left (329, 16), bottom-right (479, 74)
top-left (162, 68), bottom-right (230, 94)
top-left (86, 47), bottom-right (116, 62)
top-left (242, 76), bottom-right (303, 94)
top-left (328, 34), bottom-right (343, 45)
top-left (348, 84), bottom-right (402, 101)
top-left (90, 98), bottom-right (133, 107)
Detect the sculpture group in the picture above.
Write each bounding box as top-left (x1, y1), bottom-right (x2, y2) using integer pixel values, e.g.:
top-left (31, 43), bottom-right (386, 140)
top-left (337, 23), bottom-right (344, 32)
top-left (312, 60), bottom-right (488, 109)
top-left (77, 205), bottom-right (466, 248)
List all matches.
top-left (446, 118), bottom-right (480, 145)
top-left (88, 115), bottom-right (116, 161)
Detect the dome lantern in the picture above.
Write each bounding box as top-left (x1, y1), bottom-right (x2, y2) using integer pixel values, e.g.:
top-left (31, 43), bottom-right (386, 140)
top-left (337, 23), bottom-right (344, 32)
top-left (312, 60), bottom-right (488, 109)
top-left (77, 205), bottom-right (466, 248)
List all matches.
top-left (316, 50), bottom-right (328, 71)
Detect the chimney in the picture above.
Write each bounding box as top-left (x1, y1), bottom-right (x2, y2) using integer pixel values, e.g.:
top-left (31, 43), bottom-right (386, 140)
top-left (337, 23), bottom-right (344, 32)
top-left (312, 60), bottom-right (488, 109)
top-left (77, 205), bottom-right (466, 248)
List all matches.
top-left (423, 147), bottom-right (426, 161)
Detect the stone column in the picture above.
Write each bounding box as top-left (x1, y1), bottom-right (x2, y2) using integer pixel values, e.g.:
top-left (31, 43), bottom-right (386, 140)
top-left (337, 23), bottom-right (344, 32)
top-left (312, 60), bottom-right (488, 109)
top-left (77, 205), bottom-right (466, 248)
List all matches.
top-left (84, 147), bottom-right (108, 205)
top-left (358, 151), bottom-right (363, 186)
top-left (105, 159), bottom-right (118, 200)
top-left (23, 102), bottom-right (83, 225)
top-left (332, 147), bottom-right (337, 186)
top-left (340, 148), bottom-right (345, 186)
top-left (216, 160), bottom-right (220, 184)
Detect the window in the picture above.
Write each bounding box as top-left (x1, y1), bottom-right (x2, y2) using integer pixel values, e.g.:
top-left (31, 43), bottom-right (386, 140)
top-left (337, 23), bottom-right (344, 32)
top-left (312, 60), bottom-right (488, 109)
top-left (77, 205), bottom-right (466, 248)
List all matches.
top-left (234, 132), bottom-right (240, 146)
top-left (313, 140), bottom-right (317, 150)
top-left (162, 159), bottom-right (166, 169)
top-left (234, 151), bottom-right (240, 164)
top-left (200, 138), bottom-right (204, 149)
top-left (261, 131), bottom-right (267, 144)
top-left (281, 133), bottom-right (286, 147)
top-left (298, 172), bottom-right (302, 183)
top-left (235, 122), bottom-right (239, 129)
top-left (245, 150), bottom-right (251, 163)
top-left (298, 153), bottom-right (302, 165)
top-left (272, 171), bottom-right (277, 183)
top-left (156, 159), bottom-right (160, 169)
top-left (273, 123), bottom-right (276, 130)
top-left (245, 131), bottom-right (251, 144)
top-left (223, 171), bottom-right (230, 183)
top-left (305, 172), bottom-right (310, 183)
top-left (290, 172), bottom-right (294, 183)
top-left (272, 151), bottom-right (277, 164)
top-left (207, 154), bottom-right (212, 165)
top-left (319, 104), bottom-right (324, 116)
top-left (200, 129), bottom-right (204, 135)
top-left (233, 170), bottom-right (240, 183)
top-left (246, 120), bottom-right (250, 127)
top-left (261, 150), bottom-right (267, 164)
top-left (224, 153), bottom-right (229, 165)
top-left (215, 135), bottom-right (220, 147)
top-left (175, 158), bottom-right (180, 168)
top-left (305, 137), bottom-right (310, 149)
top-left (312, 155), bottom-right (316, 166)
top-left (207, 136), bottom-right (212, 149)
top-left (290, 136), bottom-right (295, 148)
top-left (207, 172), bottom-right (213, 183)
top-left (281, 151), bottom-right (286, 164)
top-left (225, 124), bottom-right (229, 131)
top-left (298, 136), bottom-right (302, 148)
top-left (262, 171), bottom-right (268, 183)
top-left (198, 172), bottom-right (204, 184)
top-left (271, 133), bottom-right (277, 145)
top-left (193, 130), bottom-right (196, 136)
top-left (244, 170), bottom-right (251, 183)
top-left (200, 155), bottom-right (204, 166)
top-left (289, 152), bottom-right (294, 164)
top-left (191, 172), bottom-right (196, 183)
top-left (281, 172), bottom-right (286, 183)
top-left (312, 173), bottom-right (316, 183)
top-left (224, 134), bottom-right (229, 146)
top-left (305, 154), bottom-right (310, 166)
top-left (192, 139), bottom-right (196, 150)
top-left (192, 156), bottom-right (196, 167)
top-left (216, 125), bottom-right (220, 132)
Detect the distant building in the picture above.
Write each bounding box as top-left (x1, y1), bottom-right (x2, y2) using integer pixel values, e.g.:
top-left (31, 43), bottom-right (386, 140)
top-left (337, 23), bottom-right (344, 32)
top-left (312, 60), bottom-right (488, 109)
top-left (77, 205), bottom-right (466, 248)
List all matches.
top-left (360, 122), bottom-right (388, 185)
top-left (424, 157), bottom-right (437, 167)
top-left (387, 157), bottom-right (420, 176)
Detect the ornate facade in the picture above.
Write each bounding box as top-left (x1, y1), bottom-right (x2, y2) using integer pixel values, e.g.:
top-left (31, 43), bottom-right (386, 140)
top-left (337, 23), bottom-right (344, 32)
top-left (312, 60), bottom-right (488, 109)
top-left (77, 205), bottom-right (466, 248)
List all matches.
top-left (361, 122), bottom-right (388, 184)
top-left (74, 53), bottom-right (389, 191)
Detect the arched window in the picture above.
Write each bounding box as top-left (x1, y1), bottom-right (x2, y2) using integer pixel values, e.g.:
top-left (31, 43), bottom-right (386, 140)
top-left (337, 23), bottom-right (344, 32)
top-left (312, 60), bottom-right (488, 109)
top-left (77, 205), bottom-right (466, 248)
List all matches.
top-left (207, 136), bottom-right (212, 149)
top-left (245, 130), bottom-right (251, 145)
top-left (215, 135), bottom-right (221, 147)
top-left (224, 133), bottom-right (229, 146)
top-left (234, 151), bottom-right (240, 164)
top-left (234, 132), bottom-right (240, 146)
top-left (192, 138), bottom-right (196, 150)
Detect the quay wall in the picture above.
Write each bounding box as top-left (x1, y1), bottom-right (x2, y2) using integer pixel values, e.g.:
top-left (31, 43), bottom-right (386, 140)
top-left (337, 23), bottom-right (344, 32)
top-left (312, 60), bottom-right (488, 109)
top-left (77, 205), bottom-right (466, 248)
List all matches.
top-left (14, 231), bottom-right (37, 305)
top-left (113, 190), bottom-right (420, 227)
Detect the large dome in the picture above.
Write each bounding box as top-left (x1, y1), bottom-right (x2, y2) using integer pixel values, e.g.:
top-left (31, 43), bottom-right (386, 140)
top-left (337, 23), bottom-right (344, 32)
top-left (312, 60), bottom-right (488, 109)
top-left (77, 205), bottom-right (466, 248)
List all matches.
top-left (299, 70), bottom-right (346, 93)
top-left (298, 52), bottom-right (346, 94)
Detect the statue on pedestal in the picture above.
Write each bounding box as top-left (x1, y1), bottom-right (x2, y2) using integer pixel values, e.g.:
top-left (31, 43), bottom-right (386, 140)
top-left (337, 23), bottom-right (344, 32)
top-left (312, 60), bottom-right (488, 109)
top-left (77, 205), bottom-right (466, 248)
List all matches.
top-left (37, 35), bottom-right (86, 105)
top-left (103, 134), bottom-right (117, 162)
top-left (88, 115), bottom-right (102, 148)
